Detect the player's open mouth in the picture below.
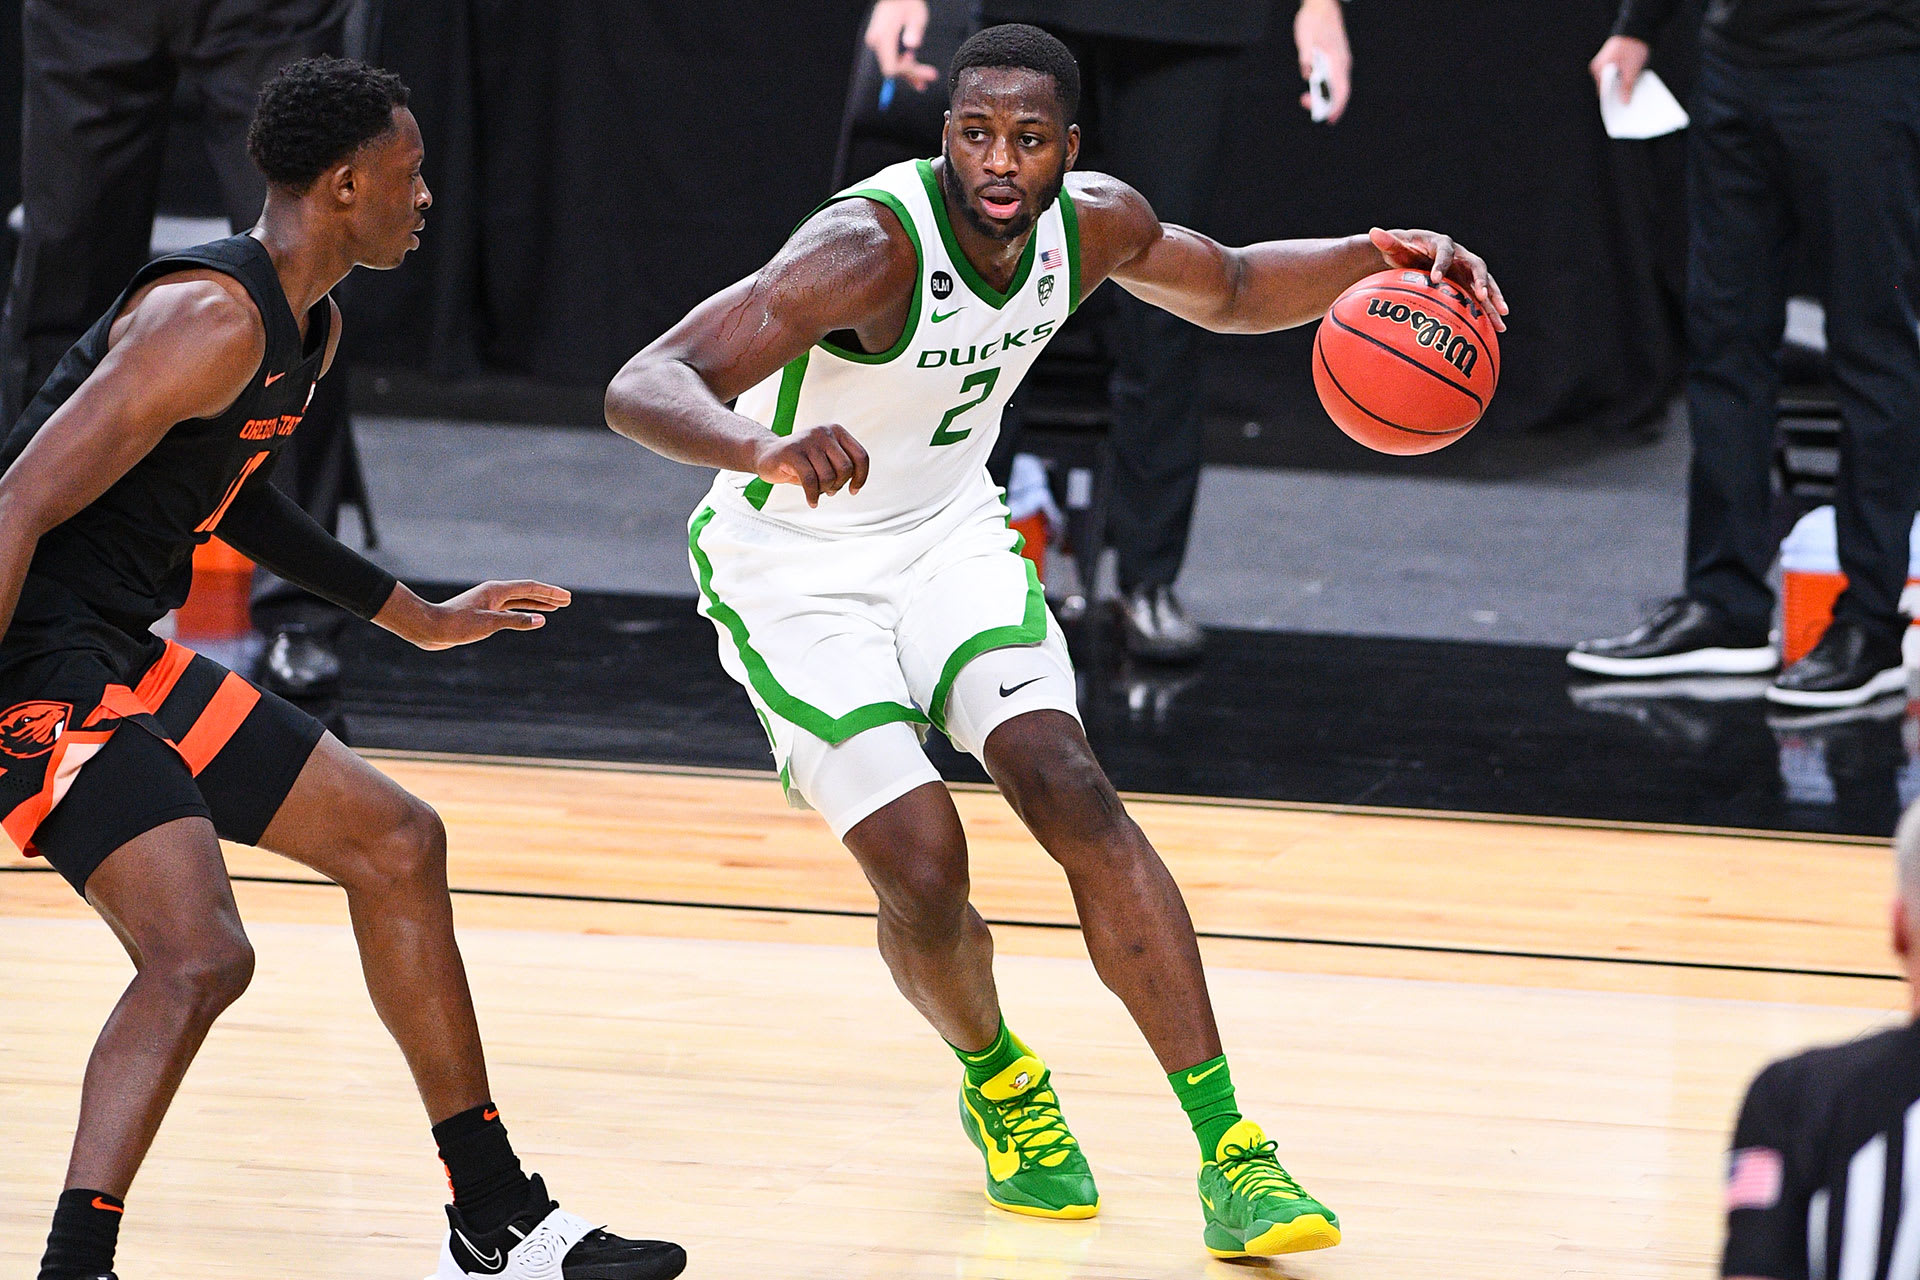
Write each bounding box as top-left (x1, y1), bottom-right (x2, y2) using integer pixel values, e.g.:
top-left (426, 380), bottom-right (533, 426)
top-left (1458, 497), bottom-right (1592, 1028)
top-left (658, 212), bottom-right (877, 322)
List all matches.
top-left (979, 189), bottom-right (1022, 219)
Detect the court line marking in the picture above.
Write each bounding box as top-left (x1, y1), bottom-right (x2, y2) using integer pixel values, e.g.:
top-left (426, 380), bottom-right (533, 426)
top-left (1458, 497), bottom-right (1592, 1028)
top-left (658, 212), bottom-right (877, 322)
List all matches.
top-left (1, 864), bottom-right (1898, 983)
top-left (356, 746), bottom-right (1889, 848)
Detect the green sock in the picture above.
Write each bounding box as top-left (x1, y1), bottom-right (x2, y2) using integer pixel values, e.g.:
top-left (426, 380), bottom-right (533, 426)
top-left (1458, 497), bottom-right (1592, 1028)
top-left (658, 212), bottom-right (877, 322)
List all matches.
top-left (951, 1018), bottom-right (1027, 1088)
top-left (1170, 1054), bottom-right (1242, 1160)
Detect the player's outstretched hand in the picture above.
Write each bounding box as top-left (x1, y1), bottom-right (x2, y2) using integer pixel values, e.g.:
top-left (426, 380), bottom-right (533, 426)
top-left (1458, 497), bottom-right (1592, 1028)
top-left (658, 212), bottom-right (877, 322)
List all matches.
top-left (753, 423), bottom-right (869, 507)
top-left (382, 580), bottom-right (572, 651)
top-left (1369, 227), bottom-right (1509, 332)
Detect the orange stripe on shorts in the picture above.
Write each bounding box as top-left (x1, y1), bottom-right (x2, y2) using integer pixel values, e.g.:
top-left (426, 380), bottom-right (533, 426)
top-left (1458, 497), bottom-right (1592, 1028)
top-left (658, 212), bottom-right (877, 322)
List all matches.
top-left (174, 672), bottom-right (260, 776)
top-left (132, 640), bottom-right (196, 712)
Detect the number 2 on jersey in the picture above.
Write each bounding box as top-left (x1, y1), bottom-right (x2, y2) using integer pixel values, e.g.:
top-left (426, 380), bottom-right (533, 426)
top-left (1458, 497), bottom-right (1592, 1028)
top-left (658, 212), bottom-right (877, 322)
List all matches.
top-left (930, 368), bottom-right (1001, 447)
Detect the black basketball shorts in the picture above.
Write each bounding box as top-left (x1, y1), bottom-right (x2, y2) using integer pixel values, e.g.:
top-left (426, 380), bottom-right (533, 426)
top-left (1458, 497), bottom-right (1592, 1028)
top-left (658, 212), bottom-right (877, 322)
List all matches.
top-left (0, 639), bottom-right (325, 894)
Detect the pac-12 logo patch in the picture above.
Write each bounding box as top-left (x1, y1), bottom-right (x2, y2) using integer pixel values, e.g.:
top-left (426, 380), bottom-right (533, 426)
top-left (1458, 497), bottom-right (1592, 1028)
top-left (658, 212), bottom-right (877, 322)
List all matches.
top-left (931, 270), bottom-right (954, 299)
top-left (1037, 275), bottom-right (1055, 305)
top-left (0, 700), bottom-right (71, 759)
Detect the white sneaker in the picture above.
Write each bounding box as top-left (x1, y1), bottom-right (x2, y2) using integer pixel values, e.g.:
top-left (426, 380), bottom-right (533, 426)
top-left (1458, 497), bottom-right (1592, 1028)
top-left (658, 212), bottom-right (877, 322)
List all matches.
top-left (428, 1174), bottom-right (686, 1279)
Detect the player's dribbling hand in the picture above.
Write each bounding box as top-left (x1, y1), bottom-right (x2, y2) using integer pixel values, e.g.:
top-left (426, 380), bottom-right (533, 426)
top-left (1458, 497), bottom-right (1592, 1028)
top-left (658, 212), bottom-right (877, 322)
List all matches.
top-left (753, 424), bottom-right (870, 507)
top-left (1368, 227), bottom-right (1509, 332)
top-left (399, 580), bottom-right (572, 650)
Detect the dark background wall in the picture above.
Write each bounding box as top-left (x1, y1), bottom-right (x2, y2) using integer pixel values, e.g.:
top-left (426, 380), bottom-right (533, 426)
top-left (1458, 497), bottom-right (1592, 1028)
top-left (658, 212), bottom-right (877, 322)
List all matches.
top-left (0, 0), bottom-right (21, 285)
top-left (0, 0), bottom-right (1691, 454)
top-left (352, 0), bottom-right (1692, 453)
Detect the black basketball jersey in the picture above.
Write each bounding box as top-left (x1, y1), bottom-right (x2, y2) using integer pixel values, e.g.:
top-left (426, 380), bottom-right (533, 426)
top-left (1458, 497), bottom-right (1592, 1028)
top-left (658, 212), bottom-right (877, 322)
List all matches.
top-left (1723, 1020), bottom-right (1920, 1279)
top-left (0, 234), bottom-right (330, 631)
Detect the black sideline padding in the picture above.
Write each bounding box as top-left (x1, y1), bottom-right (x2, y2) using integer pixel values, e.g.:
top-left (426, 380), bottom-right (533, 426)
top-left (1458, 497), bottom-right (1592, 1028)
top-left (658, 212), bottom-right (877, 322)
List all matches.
top-left (350, 0), bottom-right (1696, 445)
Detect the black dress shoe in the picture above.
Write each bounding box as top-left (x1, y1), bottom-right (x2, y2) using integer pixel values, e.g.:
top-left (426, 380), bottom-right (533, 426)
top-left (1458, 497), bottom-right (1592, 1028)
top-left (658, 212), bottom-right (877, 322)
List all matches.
top-left (1766, 618), bottom-right (1907, 707)
top-left (259, 622), bottom-right (342, 697)
top-left (1566, 597), bottom-right (1775, 677)
top-left (1121, 585), bottom-right (1205, 663)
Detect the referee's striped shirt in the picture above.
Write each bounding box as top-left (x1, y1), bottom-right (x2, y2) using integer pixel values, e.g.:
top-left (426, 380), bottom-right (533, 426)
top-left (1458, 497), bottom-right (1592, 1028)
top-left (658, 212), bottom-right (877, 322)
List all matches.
top-left (1724, 1020), bottom-right (1920, 1280)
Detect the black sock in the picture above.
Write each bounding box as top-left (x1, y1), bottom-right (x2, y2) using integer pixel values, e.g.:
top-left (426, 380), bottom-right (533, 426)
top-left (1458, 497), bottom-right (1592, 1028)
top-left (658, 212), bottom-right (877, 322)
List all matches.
top-left (432, 1103), bottom-right (532, 1235)
top-left (38, 1187), bottom-right (123, 1280)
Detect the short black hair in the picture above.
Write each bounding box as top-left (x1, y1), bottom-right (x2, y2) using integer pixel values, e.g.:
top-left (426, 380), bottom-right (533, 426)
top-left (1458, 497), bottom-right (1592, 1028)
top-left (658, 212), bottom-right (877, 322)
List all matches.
top-left (247, 56), bottom-right (411, 191)
top-left (948, 24), bottom-right (1080, 123)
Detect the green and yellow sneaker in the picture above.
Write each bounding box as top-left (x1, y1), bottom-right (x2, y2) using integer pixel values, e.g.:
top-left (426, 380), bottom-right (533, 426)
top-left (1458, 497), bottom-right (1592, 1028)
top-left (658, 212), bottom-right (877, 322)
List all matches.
top-left (958, 1054), bottom-right (1099, 1220)
top-left (1197, 1119), bottom-right (1340, 1257)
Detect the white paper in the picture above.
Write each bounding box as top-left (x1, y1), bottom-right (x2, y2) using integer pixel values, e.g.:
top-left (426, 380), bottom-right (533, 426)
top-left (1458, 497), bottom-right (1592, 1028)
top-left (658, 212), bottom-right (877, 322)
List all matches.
top-left (1598, 65), bottom-right (1689, 140)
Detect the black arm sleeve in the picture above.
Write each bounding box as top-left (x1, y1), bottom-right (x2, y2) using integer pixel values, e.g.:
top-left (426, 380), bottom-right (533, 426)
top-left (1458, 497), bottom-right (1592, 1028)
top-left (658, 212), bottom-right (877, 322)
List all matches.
top-left (215, 471), bottom-right (398, 622)
top-left (1614, 0), bottom-right (1684, 43)
top-left (1722, 1062), bottom-right (1812, 1280)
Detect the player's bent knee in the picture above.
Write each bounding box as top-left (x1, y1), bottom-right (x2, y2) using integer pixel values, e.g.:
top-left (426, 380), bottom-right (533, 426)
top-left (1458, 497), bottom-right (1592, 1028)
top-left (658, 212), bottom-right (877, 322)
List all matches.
top-left (875, 858), bottom-right (972, 941)
top-left (151, 933), bottom-right (256, 1017)
top-left (1002, 750), bottom-right (1124, 842)
top-left (350, 797), bottom-right (448, 896)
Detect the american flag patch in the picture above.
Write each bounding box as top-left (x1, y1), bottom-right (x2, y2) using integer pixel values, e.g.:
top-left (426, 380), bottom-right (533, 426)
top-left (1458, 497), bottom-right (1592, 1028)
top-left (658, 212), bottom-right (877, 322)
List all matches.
top-left (1727, 1146), bottom-right (1784, 1211)
top-left (1040, 248), bottom-right (1063, 271)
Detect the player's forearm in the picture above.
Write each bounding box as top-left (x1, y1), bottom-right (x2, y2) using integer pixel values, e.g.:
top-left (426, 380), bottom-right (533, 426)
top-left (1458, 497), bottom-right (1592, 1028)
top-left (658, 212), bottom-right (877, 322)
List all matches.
top-left (216, 481), bottom-right (397, 620)
top-left (1218, 234), bottom-right (1383, 333)
top-left (0, 534), bottom-right (36, 650)
top-left (604, 356), bottom-right (775, 473)
top-left (0, 491), bottom-right (54, 649)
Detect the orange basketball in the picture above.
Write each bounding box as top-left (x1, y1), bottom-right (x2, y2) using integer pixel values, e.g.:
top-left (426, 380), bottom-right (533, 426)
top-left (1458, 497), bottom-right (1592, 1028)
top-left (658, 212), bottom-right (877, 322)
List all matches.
top-left (1311, 269), bottom-right (1500, 455)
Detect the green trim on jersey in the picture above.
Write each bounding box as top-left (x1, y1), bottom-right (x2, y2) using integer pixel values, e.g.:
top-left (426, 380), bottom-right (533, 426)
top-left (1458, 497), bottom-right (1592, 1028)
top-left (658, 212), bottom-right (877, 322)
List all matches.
top-left (690, 505), bottom-right (930, 743)
top-left (927, 540), bottom-right (1048, 735)
top-left (916, 159), bottom-right (1035, 311)
top-left (743, 351), bottom-right (810, 510)
top-left (1057, 184), bottom-right (1082, 315)
top-left (815, 188), bottom-right (924, 365)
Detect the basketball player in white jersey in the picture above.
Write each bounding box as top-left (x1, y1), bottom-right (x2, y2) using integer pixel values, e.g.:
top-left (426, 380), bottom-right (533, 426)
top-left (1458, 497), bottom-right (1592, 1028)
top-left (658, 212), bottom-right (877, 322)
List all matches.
top-left (605, 23), bottom-right (1504, 1258)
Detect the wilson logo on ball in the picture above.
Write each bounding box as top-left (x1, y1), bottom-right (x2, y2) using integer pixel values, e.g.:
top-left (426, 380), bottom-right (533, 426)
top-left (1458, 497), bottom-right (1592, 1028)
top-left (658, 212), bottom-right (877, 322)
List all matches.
top-left (0, 700), bottom-right (71, 759)
top-left (1311, 270), bottom-right (1501, 456)
top-left (1363, 298), bottom-right (1479, 376)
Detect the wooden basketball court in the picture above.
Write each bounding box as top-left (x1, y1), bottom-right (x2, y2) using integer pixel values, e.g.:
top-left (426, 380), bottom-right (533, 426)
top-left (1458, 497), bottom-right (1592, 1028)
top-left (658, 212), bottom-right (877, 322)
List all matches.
top-left (0, 751), bottom-right (1904, 1278)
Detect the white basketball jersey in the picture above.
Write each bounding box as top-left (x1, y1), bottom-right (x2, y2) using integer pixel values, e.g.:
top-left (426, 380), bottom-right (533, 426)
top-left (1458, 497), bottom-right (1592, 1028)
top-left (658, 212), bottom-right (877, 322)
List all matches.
top-left (709, 158), bottom-right (1080, 535)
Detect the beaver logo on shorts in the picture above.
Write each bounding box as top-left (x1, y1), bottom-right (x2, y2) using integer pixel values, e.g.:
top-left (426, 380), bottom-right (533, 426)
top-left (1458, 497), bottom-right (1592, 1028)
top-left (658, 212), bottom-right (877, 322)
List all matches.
top-left (0, 700), bottom-right (72, 759)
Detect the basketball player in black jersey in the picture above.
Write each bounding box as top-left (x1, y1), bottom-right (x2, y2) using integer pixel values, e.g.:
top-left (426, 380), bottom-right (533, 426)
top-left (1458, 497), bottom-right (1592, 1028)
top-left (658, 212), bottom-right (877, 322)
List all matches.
top-left (0, 59), bottom-right (684, 1280)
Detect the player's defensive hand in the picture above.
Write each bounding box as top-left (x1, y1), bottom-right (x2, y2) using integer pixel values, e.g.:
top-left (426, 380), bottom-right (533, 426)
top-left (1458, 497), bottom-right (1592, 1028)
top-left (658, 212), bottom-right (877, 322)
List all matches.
top-left (1590, 35), bottom-right (1651, 104)
top-left (1369, 228), bottom-right (1508, 332)
top-left (389, 580), bottom-right (572, 650)
top-left (866, 0), bottom-right (940, 92)
top-left (753, 424), bottom-right (869, 507)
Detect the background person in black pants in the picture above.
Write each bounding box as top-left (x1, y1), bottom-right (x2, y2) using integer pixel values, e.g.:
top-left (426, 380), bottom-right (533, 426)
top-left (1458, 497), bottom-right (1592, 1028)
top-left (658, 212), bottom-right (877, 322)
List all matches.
top-left (0, 0), bottom-right (365, 702)
top-left (1569, 0), bottom-right (1920, 709)
top-left (867, 0), bottom-right (1353, 662)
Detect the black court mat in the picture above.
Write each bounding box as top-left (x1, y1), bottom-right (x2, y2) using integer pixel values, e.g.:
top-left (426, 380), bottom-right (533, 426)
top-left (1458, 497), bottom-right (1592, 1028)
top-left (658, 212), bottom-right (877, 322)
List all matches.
top-left (327, 586), bottom-right (1912, 839)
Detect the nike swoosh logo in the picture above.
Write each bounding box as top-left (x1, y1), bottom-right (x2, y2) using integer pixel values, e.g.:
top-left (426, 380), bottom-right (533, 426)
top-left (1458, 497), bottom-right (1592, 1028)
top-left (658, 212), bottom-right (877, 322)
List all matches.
top-left (451, 1226), bottom-right (505, 1273)
top-left (963, 1095), bottom-right (1021, 1181)
top-left (91, 1196), bottom-right (123, 1214)
top-left (262, 370), bottom-right (286, 387)
top-left (998, 676), bottom-right (1044, 698)
top-left (931, 307), bottom-right (963, 323)
top-left (483, 1108), bottom-right (499, 1122)
top-left (1201, 1193), bottom-right (1216, 1212)
top-left (1185, 1062), bottom-right (1228, 1086)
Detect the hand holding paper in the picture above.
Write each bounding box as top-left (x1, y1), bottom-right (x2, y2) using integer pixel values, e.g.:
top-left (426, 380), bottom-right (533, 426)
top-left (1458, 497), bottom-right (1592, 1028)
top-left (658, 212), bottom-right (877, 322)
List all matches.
top-left (1598, 64), bottom-right (1689, 139)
